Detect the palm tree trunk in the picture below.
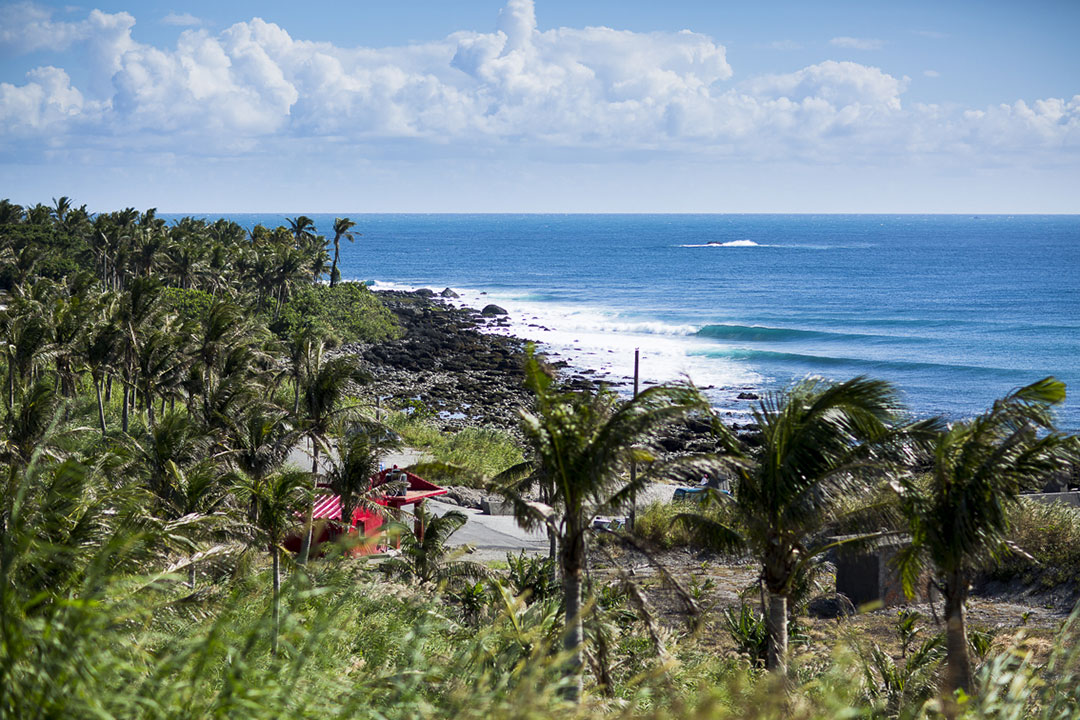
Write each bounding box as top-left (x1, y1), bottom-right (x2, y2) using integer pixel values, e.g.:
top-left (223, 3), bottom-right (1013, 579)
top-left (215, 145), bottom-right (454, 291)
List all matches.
top-left (298, 441), bottom-right (319, 565)
top-left (188, 563), bottom-right (196, 589)
top-left (560, 523), bottom-right (585, 703)
top-left (330, 239), bottom-right (340, 288)
top-left (272, 544), bottom-right (281, 656)
top-left (95, 376), bottom-right (107, 438)
top-left (121, 382), bottom-right (129, 433)
top-left (766, 592), bottom-right (788, 675)
top-left (943, 573), bottom-right (973, 713)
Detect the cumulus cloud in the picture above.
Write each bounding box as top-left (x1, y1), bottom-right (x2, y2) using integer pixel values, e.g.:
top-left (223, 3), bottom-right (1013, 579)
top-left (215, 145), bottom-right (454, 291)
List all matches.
top-left (0, 0), bottom-right (1076, 164)
top-left (0, 2), bottom-right (89, 53)
top-left (162, 12), bottom-right (202, 27)
top-left (830, 36), bottom-right (884, 51)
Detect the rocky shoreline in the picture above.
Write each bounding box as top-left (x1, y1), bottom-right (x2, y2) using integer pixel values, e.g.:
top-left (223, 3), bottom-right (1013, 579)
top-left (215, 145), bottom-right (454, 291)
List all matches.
top-left (344, 289), bottom-right (744, 453)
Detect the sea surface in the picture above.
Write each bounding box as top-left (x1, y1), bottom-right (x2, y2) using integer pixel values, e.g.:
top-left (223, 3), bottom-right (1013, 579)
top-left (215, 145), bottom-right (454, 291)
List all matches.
top-left (168, 214), bottom-right (1080, 430)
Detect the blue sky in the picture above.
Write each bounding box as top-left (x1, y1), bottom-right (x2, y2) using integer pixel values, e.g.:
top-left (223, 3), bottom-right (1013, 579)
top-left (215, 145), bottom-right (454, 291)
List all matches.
top-left (1, 0), bottom-right (1077, 212)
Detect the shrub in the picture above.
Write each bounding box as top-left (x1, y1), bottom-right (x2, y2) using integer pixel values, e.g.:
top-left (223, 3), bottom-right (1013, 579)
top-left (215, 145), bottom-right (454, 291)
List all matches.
top-left (387, 414), bottom-right (524, 480)
top-left (274, 282), bottom-right (400, 343)
top-left (161, 286), bottom-right (215, 323)
top-left (984, 498), bottom-right (1080, 588)
top-left (506, 551), bottom-right (557, 603)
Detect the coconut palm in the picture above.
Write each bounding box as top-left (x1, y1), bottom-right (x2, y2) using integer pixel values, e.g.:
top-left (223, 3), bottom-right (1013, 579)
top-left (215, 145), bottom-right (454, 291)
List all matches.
top-left (224, 404), bottom-right (296, 526)
top-left (295, 341), bottom-right (368, 565)
top-left (325, 420), bottom-right (401, 525)
top-left (381, 505), bottom-right (490, 586)
top-left (235, 467), bottom-right (309, 655)
top-left (329, 217), bottom-right (358, 288)
top-left (497, 349), bottom-right (713, 701)
top-left (892, 377), bottom-right (1070, 707)
top-left (122, 409), bottom-right (213, 512)
top-left (679, 375), bottom-right (938, 675)
top-left (82, 309), bottom-right (123, 438)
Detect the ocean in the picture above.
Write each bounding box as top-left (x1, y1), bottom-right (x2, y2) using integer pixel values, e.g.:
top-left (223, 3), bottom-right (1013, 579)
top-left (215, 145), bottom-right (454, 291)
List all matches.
top-left (168, 213), bottom-right (1080, 430)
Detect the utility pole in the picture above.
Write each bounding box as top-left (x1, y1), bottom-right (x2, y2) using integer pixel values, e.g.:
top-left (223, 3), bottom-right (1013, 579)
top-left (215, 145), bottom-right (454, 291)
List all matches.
top-left (627, 348), bottom-right (640, 531)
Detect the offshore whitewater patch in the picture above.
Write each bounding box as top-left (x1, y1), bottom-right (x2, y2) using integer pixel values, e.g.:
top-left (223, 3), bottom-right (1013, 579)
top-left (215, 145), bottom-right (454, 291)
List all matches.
top-left (679, 239), bottom-right (761, 248)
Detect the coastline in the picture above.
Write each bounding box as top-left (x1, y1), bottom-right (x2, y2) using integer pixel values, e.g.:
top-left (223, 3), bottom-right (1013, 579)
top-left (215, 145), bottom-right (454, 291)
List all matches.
top-left (348, 289), bottom-right (744, 453)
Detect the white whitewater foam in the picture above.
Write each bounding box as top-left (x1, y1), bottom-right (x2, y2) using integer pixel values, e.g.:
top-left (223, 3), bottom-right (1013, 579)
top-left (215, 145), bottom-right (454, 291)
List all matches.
top-left (448, 286), bottom-right (762, 391)
top-left (679, 239), bottom-right (761, 248)
top-left (367, 279), bottom-right (762, 417)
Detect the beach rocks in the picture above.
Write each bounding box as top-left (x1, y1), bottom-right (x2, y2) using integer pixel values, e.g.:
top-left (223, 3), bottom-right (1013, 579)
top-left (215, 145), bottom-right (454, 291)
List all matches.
top-left (481, 304), bottom-right (508, 316)
top-left (415, 288), bottom-right (436, 297)
top-left (440, 288), bottom-right (460, 298)
top-left (347, 290), bottom-right (533, 434)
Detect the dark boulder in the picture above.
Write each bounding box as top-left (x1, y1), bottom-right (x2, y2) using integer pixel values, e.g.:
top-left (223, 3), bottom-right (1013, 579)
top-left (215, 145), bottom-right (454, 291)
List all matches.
top-left (415, 288), bottom-right (435, 297)
top-left (481, 304), bottom-right (508, 316)
top-left (440, 288), bottom-right (460, 298)
top-left (737, 391), bottom-right (760, 400)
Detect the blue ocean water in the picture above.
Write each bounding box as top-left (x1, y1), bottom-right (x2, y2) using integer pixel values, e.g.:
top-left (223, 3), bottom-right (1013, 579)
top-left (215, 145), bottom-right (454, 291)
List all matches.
top-left (173, 213), bottom-right (1080, 430)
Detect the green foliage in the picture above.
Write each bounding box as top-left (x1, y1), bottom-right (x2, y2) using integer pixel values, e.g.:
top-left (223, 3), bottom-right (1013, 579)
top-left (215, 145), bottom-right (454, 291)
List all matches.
top-left (722, 604), bottom-right (769, 667)
top-left (274, 281), bottom-right (400, 343)
top-left (634, 499), bottom-right (736, 550)
top-left (160, 286), bottom-right (215, 324)
top-left (506, 551), bottom-right (558, 603)
top-left (388, 414), bottom-right (525, 480)
top-left (985, 499), bottom-right (1080, 588)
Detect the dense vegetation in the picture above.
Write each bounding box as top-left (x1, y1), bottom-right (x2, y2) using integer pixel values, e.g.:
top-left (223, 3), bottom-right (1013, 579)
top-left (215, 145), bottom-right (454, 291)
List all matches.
top-left (3, 197), bottom-right (1080, 719)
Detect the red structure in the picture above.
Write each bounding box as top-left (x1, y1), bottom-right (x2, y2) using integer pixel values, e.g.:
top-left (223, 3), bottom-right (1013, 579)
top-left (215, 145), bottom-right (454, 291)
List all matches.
top-left (283, 467), bottom-right (447, 556)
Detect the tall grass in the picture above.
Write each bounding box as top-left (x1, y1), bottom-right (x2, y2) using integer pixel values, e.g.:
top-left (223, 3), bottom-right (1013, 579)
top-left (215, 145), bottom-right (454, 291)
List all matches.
top-left (387, 413), bottom-right (524, 481)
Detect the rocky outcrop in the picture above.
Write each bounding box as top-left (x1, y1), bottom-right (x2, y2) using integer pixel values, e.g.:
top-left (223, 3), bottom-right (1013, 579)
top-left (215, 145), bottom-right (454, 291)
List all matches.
top-left (344, 289), bottom-right (748, 455)
top-left (481, 304), bottom-right (508, 316)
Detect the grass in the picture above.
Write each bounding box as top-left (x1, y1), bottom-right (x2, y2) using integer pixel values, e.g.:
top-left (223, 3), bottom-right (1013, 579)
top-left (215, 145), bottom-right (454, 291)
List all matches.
top-left (984, 498), bottom-right (1080, 588)
top-left (386, 412), bottom-right (524, 482)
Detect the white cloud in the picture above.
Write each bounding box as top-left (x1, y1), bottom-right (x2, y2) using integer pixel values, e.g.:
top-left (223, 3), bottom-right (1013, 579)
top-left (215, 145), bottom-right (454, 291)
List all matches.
top-left (830, 36), bottom-right (884, 51)
top-left (923, 69), bottom-right (940, 78)
top-left (0, 2), bottom-right (90, 53)
top-left (162, 12), bottom-right (202, 27)
top-left (0, 66), bottom-right (101, 133)
top-left (0, 0), bottom-right (1076, 167)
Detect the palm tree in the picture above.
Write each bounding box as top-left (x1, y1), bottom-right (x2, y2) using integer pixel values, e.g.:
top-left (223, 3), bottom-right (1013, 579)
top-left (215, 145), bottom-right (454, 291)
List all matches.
top-left (286, 215), bottom-right (317, 246)
top-left (329, 217), bottom-right (358, 288)
top-left (679, 375), bottom-right (937, 676)
top-left (498, 349), bottom-right (712, 701)
top-left (325, 420), bottom-right (400, 525)
top-left (82, 310), bottom-right (122, 438)
top-left (123, 408), bottom-right (213, 512)
top-left (892, 377), bottom-right (1070, 707)
top-left (225, 404), bottom-right (297, 525)
top-left (295, 342), bottom-right (368, 565)
top-left (381, 505), bottom-right (490, 586)
top-left (236, 467), bottom-right (309, 656)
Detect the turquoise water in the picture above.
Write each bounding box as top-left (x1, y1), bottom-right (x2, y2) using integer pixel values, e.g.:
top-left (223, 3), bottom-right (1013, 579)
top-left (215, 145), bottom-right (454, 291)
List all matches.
top-left (175, 214), bottom-right (1080, 429)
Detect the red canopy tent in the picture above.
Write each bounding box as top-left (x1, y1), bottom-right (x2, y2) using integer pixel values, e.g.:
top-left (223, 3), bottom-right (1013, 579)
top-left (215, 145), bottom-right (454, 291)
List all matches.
top-left (283, 467), bottom-right (447, 556)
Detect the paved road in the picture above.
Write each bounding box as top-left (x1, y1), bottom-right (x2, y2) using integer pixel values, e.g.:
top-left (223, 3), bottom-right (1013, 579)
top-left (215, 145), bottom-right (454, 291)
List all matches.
top-left (425, 482), bottom-right (681, 562)
top-left (426, 499), bottom-right (550, 562)
top-left (285, 442), bottom-right (682, 561)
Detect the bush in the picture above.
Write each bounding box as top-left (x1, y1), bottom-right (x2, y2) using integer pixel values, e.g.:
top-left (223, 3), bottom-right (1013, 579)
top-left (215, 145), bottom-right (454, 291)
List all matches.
top-left (161, 286), bottom-right (215, 323)
top-left (275, 282), bottom-right (400, 343)
top-left (633, 498), bottom-right (736, 550)
top-left (387, 414), bottom-right (524, 481)
top-left (985, 498), bottom-right (1080, 588)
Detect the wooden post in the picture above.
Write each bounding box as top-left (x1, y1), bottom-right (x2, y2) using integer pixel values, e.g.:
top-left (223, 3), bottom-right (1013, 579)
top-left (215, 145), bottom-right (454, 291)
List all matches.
top-left (627, 348), bottom-right (640, 531)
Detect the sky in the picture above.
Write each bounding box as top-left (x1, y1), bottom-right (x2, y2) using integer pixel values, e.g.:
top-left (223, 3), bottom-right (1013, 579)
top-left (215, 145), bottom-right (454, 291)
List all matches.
top-left (0, 0), bottom-right (1078, 213)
